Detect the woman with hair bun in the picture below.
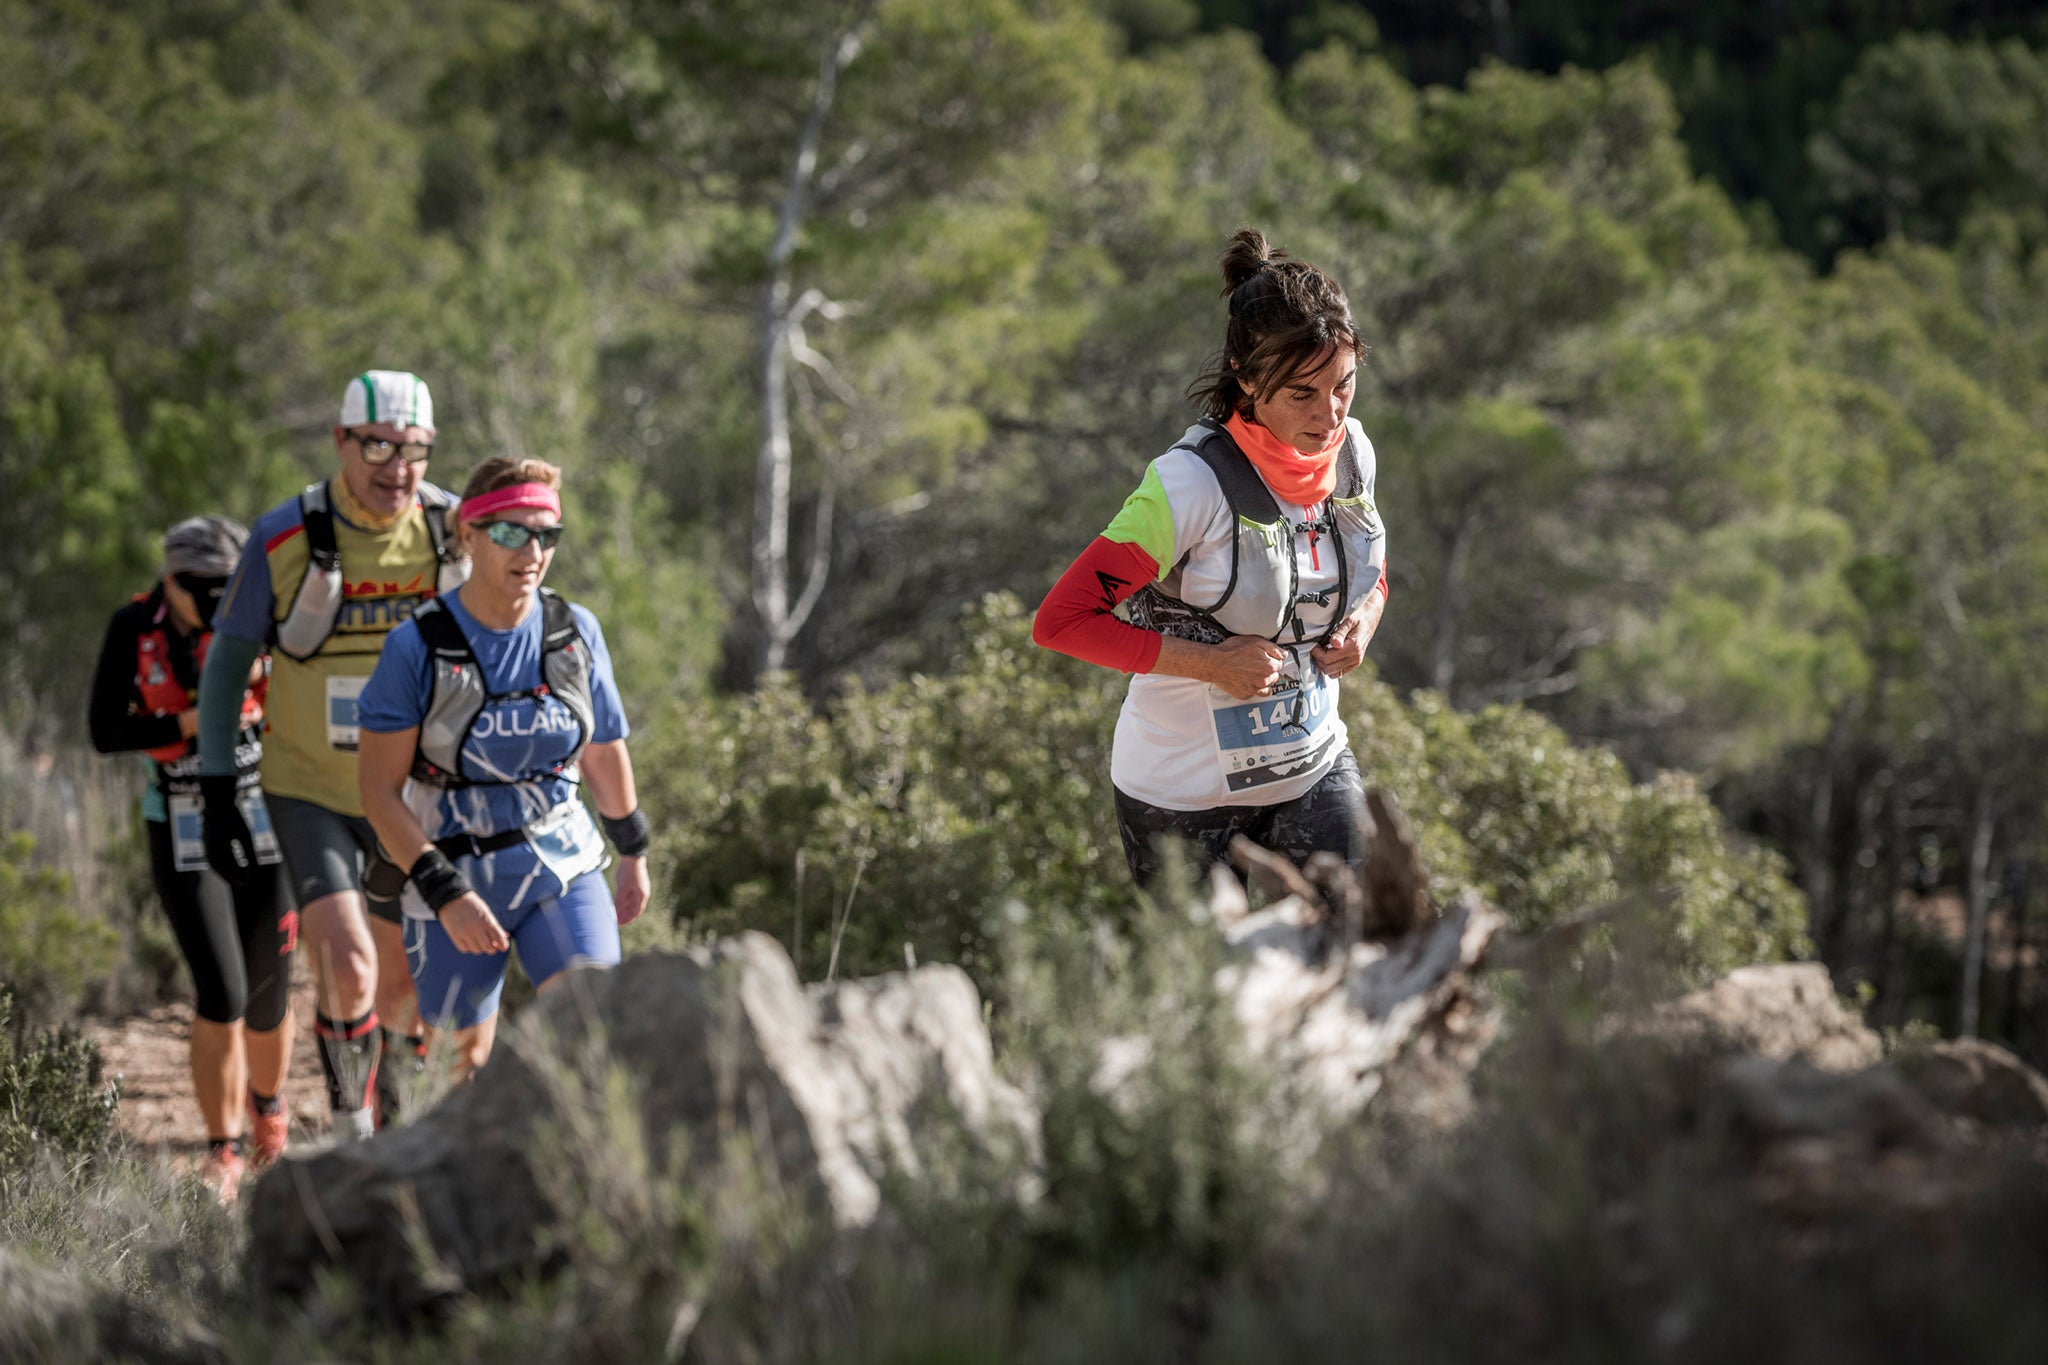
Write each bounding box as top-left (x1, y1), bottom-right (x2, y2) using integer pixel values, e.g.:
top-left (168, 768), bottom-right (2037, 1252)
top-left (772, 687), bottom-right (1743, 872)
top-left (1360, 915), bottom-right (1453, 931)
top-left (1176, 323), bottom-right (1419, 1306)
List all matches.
top-left (1033, 228), bottom-right (1388, 886)
top-left (355, 457), bottom-right (650, 1077)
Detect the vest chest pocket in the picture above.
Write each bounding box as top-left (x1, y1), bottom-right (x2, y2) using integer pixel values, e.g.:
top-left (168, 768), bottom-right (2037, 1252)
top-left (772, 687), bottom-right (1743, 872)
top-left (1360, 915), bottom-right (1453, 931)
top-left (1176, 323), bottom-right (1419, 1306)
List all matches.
top-left (1332, 497), bottom-right (1383, 541)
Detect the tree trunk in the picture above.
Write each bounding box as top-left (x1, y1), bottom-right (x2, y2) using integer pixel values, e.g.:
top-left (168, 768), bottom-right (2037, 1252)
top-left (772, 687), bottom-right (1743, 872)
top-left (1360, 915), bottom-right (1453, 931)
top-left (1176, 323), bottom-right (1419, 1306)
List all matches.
top-left (1430, 515), bottom-right (1472, 695)
top-left (1487, 0), bottom-right (1516, 61)
top-left (1874, 794), bottom-right (1908, 1028)
top-left (1959, 779), bottom-right (1996, 1038)
top-left (1805, 729), bottom-right (1837, 956)
top-left (753, 8), bottom-right (871, 675)
top-left (2003, 858), bottom-right (2029, 1041)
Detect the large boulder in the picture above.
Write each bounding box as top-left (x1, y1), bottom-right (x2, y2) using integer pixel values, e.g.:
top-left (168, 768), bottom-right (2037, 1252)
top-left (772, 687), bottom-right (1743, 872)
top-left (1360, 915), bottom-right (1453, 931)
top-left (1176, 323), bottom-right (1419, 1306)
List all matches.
top-left (1615, 962), bottom-right (1882, 1071)
top-left (1893, 1037), bottom-right (2048, 1126)
top-left (246, 933), bottom-right (1037, 1314)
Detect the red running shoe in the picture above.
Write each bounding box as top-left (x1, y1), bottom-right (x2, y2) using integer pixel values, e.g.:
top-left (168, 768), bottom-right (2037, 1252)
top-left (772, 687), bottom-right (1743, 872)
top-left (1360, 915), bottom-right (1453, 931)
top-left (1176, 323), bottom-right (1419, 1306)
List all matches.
top-left (248, 1098), bottom-right (289, 1167)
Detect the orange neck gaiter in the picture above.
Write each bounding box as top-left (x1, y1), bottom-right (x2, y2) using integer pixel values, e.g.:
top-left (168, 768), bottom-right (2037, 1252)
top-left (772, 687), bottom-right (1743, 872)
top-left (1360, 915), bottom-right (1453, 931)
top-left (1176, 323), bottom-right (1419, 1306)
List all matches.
top-left (1224, 413), bottom-right (1343, 506)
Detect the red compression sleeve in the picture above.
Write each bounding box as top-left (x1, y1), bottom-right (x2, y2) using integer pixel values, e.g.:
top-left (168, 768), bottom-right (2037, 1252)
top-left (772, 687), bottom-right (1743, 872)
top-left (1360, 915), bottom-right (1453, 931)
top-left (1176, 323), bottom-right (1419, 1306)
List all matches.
top-left (1032, 537), bottom-right (1165, 674)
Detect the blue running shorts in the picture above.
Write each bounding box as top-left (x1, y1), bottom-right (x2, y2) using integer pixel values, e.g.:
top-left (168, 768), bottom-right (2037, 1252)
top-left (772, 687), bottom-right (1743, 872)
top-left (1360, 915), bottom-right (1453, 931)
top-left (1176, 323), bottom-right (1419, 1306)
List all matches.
top-left (404, 868), bottom-right (621, 1029)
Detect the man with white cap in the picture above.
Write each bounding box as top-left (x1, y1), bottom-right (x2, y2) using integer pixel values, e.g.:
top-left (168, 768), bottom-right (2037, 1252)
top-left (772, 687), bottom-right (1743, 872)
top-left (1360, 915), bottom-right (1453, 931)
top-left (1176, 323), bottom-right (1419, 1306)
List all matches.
top-left (197, 370), bottom-right (468, 1140)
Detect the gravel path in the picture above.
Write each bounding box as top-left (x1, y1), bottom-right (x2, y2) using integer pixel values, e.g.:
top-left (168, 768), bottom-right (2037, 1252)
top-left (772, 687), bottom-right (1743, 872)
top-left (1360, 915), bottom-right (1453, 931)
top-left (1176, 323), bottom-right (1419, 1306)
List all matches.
top-left (87, 956), bottom-right (333, 1163)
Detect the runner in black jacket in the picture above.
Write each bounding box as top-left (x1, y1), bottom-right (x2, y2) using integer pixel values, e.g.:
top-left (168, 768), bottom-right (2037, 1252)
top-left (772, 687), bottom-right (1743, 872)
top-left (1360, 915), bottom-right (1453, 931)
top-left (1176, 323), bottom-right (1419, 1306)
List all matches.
top-left (88, 516), bottom-right (295, 1202)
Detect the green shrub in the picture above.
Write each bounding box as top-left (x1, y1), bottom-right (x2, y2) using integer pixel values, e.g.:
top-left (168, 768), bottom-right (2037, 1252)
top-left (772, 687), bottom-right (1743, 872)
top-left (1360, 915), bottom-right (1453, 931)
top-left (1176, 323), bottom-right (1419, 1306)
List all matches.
top-left (1348, 680), bottom-right (1810, 984)
top-left (0, 984), bottom-right (119, 1176)
top-left (641, 595), bottom-right (1806, 995)
top-left (0, 833), bottom-right (122, 1025)
top-left (639, 594), bottom-right (1138, 986)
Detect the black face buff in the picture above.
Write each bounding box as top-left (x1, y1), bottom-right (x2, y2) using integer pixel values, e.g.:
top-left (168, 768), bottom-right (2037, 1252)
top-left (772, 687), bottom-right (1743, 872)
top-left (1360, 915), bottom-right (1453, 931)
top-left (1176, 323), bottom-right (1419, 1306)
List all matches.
top-left (173, 571), bottom-right (229, 618)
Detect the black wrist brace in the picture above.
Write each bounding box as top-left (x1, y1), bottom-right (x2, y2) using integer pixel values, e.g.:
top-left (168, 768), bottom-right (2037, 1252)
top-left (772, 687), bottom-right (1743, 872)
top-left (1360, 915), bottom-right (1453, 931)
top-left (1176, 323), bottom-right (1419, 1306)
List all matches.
top-left (601, 808), bottom-right (651, 858)
top-left (407, 848), bottom-right (473, 913)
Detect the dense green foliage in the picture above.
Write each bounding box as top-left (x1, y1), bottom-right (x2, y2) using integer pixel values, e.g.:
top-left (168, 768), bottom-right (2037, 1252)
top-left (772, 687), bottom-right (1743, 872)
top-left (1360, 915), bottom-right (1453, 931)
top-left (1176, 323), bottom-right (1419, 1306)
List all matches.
top-left (0, 834), bottom-right (121, 1024)
top-left (641, 595), bottom-right (1806, 990)
top-left (2, 0), bottom-right (2042, 1053)
top-left (0, 986), bottom-right (118, 1175)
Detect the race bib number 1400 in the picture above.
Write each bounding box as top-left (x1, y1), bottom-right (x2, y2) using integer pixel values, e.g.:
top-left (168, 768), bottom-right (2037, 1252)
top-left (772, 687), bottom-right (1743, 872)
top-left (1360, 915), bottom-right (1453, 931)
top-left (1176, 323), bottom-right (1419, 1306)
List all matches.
top-left (1209, 667), bottom-right (1337, 795)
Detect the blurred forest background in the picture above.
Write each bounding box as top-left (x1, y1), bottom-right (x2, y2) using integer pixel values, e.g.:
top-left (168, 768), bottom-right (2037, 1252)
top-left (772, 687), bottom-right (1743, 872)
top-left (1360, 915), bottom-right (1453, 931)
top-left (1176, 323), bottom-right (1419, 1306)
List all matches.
top-left (4, 0), bottom-right (2046, 1061)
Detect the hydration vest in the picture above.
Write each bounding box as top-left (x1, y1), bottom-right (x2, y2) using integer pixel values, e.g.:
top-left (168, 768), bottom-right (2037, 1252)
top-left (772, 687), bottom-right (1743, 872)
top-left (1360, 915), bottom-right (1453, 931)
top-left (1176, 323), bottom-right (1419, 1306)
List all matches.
top-left (1127, 420), bottom-right (1386, 647)
top-left (408, 588), bottom-right (597, 790)
top-left (273, 481), bottom-right (466, 661)
top-left (132, 594), bottom-right (265, 764)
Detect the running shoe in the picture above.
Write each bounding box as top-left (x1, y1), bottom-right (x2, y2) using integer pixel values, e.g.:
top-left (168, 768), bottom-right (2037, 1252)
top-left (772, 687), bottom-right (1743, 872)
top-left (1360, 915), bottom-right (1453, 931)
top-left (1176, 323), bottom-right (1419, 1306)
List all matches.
top-left (247, 1097), bottom-right (289, 1166)
top-left (201, 1142), bottom-right (246, 1205)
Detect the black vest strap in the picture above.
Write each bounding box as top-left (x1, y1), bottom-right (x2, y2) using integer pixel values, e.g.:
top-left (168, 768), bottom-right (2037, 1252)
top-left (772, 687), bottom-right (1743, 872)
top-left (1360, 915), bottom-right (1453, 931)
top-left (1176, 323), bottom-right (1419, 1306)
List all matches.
top-left (1178, 420), bottom-right (1285, 526)
top-left (301, 484), bottom-right (460, 578)
top-left (300, 487), bottom-right (342, 574)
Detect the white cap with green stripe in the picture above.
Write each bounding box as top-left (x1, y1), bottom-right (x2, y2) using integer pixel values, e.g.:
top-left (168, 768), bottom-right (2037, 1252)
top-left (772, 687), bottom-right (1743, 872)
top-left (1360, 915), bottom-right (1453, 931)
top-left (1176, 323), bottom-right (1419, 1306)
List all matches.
top-left (339, 370), bottom-right (434, 432)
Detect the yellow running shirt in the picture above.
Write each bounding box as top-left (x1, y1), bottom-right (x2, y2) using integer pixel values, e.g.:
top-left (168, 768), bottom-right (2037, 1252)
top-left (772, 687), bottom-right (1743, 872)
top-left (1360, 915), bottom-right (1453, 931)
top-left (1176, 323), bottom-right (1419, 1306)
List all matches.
top-left (214, 482), bottom-right (453, 814)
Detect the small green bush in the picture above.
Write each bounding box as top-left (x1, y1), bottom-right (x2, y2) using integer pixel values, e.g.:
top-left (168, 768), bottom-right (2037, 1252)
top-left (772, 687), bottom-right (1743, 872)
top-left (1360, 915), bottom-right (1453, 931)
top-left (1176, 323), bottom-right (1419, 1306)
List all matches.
top-left (0, 832), bottom-right (122, 1024)
top-left (639, 595), bottom-right (1138, 987)
top-left (0, 984), bottom-right (119, 1176)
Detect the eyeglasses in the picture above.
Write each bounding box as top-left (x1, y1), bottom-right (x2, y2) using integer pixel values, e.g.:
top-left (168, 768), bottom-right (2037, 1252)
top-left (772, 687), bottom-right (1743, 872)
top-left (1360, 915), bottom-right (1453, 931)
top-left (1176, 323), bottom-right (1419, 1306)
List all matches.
top-left (347, 430), bottom-right (434, 465)
top-left (478, 521), bottom-right (565, 551)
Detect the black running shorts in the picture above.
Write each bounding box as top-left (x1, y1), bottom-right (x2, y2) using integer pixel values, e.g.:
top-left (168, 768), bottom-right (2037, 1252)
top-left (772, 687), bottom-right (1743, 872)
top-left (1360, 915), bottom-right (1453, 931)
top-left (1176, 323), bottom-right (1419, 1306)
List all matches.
top-left (266, 794), bottom-right (400, 923)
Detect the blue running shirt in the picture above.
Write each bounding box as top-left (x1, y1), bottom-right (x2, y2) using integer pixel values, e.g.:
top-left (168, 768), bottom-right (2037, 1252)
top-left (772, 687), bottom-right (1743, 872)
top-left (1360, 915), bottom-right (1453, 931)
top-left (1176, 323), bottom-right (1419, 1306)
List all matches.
top-left (357, 589), bottom-right (628, 842)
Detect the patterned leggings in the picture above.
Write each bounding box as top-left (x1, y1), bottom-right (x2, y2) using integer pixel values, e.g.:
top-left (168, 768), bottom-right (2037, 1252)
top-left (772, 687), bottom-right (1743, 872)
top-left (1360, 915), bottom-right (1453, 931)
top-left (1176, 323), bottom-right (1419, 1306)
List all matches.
top-left (1112, 749), bottom-right (1366, 887)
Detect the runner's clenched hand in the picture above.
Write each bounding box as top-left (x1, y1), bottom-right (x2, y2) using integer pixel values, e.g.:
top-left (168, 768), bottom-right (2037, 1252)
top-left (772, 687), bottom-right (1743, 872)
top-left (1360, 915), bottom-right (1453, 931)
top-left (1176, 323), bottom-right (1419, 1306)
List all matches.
top-left (1208, 635), bottom-right (1291, 700)
top-left (440, 893), bottom-right (510, 955)
top-left (1311, 587), bottom-right (1385, 679)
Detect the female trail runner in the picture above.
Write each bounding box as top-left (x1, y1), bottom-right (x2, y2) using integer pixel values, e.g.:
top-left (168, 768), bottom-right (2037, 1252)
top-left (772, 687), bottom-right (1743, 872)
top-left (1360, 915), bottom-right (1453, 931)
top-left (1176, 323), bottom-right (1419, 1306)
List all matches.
top-left (355, 458), bottom-right (651, 1077)
top-left (1033, 228), bottom-right (1389, 886)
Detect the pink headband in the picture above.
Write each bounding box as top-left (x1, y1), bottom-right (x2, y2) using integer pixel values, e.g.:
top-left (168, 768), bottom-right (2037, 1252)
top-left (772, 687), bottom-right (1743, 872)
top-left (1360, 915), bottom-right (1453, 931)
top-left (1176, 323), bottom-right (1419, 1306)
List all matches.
top-left (459, 483), bottom-right (562, 524)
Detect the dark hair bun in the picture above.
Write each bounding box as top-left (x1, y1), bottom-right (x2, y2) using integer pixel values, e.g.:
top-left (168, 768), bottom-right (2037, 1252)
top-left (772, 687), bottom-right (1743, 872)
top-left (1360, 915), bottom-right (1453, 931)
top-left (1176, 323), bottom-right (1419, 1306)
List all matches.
top-left (1218, 227), bottom-right (1278, 296)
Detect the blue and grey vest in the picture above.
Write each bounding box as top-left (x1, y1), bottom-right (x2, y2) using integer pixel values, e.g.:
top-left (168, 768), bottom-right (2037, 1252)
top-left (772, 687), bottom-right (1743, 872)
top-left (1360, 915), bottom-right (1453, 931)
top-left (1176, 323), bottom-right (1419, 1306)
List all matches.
top-left (408, 588), bottom-right (596, 790)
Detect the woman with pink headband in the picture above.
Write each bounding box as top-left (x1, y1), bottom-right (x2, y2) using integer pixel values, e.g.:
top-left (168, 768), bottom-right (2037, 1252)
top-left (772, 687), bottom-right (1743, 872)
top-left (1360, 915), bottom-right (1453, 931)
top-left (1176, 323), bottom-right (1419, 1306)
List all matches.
top-left (354, 457), bottom-right (651, 1077)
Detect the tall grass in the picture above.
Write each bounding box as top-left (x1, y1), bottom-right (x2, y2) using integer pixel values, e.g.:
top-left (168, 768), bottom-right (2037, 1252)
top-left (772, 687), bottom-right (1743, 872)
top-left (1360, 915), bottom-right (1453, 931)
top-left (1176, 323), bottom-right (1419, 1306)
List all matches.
top-left (4, 896), bottom-right (2046, 1362)
top-left (0, 721), bottom-right (179, 1022)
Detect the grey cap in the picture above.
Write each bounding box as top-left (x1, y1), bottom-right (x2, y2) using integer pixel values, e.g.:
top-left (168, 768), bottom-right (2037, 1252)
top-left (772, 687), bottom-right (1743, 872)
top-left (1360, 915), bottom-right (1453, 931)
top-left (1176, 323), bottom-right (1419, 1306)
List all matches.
top-left (163, 515), bottom-right (248, 577)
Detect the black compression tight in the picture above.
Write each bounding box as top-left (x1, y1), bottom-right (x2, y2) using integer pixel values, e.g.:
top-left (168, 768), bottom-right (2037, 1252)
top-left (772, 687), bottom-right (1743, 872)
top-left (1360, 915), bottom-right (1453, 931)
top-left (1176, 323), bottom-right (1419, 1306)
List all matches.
top-left (1113, 749), bottom-right (1368, 888)
top-left (146, 818), bottom-right (294, 1029)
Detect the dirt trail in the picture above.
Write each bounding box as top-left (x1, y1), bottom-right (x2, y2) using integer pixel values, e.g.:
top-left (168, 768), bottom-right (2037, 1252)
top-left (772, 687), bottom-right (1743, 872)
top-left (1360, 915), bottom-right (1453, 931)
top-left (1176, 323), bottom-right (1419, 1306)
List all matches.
top-left (88, 955), bottom-right (333, 1163)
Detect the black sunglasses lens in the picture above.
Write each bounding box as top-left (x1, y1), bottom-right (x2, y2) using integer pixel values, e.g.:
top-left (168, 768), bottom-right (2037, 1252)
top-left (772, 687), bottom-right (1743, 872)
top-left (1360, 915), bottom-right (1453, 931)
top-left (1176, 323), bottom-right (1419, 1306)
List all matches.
top-left (482, 522), bottom-right (564, 550)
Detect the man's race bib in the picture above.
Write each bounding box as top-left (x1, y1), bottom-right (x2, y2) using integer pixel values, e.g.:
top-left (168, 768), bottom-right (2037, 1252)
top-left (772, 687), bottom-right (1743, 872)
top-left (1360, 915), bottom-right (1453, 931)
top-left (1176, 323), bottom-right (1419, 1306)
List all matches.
top-left (327, 674), bottom-right (368, 751)
top-left (1209, 663), bottom-right (1338, 794)
top-left (169, 786), bottom-right (282, 874)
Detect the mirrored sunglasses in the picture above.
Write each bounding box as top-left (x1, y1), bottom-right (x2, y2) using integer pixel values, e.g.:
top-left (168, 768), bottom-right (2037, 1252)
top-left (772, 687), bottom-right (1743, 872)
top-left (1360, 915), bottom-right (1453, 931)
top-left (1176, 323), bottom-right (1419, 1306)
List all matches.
top-left (479, 521), bottom-right (565, 551)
